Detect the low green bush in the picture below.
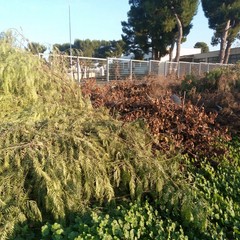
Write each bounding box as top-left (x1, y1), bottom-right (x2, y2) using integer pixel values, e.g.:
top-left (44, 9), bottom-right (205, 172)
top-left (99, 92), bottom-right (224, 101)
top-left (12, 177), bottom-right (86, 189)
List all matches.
top-left (181, 65), bottom-right (240, 94)
top-left (181, 69), bottom-right (223, 93)
top-left (40, 201), bottom-right (188, 240)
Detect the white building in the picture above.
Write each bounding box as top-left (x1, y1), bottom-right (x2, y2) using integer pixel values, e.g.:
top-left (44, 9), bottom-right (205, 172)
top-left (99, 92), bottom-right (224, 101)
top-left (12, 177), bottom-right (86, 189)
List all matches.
top-left (180, 47), bottom-right (240, 63)
top-left (121, 47), bottom-right (201, 62)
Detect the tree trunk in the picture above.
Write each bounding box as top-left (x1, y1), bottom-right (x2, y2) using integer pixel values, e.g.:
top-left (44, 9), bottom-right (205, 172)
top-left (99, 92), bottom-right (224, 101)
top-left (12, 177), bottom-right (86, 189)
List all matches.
top-left (219, 20), bottom-right (231, 64)
top-left (169, 41), bottom-right (175, 62)
top-left (174, 14), bottom-right (183, 62)
top-left (152, 48), bottom-right (160, 60)
top-left (223, 40), bottom-right (232, 64)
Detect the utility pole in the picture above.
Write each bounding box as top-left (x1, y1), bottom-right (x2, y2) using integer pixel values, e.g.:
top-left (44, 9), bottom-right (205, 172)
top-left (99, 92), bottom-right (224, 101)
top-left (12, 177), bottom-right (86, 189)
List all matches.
top-left (68, 0), bottom-right (73, 71)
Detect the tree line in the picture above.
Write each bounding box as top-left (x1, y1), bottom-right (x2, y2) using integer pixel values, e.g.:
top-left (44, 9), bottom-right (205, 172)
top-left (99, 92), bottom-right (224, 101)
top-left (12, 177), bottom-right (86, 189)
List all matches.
top-left (24, 39), bottom-right (125, 59)
top-left (12, 0), bottom-right (240, 64)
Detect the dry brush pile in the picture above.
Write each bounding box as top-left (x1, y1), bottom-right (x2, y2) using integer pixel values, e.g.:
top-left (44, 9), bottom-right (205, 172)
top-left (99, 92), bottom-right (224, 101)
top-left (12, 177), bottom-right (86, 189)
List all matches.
top-left (81, 79), bottom-right (231, 159)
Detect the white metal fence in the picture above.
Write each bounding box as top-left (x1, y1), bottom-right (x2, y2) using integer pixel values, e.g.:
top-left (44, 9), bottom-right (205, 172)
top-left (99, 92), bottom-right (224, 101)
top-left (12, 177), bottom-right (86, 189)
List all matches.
top-left (39, 54), bottom-right (231, 82)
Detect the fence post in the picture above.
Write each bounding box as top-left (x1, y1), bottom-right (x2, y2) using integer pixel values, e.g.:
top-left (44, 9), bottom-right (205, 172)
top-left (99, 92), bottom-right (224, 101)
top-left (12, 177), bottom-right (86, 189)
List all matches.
top-left (189, 63), bottom-right (192, 75)
top-left (129, 60), bottom-right (133, 80)
top-left (149, 60), bottom-right (152, 75)
top-left (199, 62), bottom-right (202, 76)
top-left (164, 62), bottom-right (166, 76)
top-left (157, 61), bottom-right (161, 75)
top-left (69, 55), bottom-right (73, 80)
top-left (77, 56), bottom-right (81, 83)
top-left (207, 63), bottom-right (210, 73)
top-left (106, 58), bottom-right (110, 82)
top-left (177, 62), bottom-right (180, 78)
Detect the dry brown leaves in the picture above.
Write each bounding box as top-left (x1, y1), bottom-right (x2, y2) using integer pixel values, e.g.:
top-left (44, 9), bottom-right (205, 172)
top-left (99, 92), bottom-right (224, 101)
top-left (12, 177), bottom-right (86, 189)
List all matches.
top-left (81, 79), bottom-right (231, 159)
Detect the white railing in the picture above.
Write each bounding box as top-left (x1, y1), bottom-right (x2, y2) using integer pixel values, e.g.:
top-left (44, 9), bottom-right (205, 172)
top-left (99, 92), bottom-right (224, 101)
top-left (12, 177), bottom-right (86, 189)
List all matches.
top-left (38, 53), bottom-right (231, 82)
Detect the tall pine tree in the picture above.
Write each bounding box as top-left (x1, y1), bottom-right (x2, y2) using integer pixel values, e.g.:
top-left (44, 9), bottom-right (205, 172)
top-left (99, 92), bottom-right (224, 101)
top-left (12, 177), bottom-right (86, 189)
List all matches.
top-left (202, 0), bottom-right (240, 63)
top-left (122, 0), bottom-right (198, 61)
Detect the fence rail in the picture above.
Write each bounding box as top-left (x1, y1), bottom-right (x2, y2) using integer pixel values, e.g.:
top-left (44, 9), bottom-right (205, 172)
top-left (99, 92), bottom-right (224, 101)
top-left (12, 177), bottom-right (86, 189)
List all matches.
top-left (39, 53), bottom-right (231, 82)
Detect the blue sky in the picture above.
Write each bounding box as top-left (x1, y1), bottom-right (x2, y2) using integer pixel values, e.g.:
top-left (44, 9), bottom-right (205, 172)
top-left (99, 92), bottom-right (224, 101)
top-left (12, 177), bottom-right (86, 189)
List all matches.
top-left (1, 0), bottom-right (238, 51)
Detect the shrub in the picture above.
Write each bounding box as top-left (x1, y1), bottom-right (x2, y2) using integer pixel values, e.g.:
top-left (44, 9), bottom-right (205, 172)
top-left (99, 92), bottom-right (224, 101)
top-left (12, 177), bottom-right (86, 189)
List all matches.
top-left (179, 65), bottom-right (240, 135)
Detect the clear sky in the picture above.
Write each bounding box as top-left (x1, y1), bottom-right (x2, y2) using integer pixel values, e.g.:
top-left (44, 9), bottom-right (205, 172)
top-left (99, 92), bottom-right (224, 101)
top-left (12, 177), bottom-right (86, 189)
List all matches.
top-left (1, 0), bottom-right (238, 52)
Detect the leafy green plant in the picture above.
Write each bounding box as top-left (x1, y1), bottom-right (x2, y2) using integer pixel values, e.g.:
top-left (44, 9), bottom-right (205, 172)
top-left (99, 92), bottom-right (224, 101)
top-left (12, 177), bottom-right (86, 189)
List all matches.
top-left (180, 74), bottom-right (200, 92)
top-left (179, 69), bottom-right (222, 94)
top-left (184, 140), bottom-right (240, 239)
top-left (39, 201), bottom-right (188, 240)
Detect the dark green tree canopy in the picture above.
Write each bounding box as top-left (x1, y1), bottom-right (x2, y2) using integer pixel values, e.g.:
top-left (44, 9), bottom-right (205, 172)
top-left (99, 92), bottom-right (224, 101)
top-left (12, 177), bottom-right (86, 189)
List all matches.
top-left (194, 42), bottom-right (209, 53)
top-left (53, 39), bottom-right (125, 58)
top-left (122, 0), bottom-right (198, 61)
top-left (94, 40), bottom-right (125, 58)
top-left (52, 43), bottom-right (73, 55)
top-left (201, 0), bottom-right (240, 63)
top-left (122, 1), bottom-right (151, 59)
top-left (27, 42), bottom-right (47, 54)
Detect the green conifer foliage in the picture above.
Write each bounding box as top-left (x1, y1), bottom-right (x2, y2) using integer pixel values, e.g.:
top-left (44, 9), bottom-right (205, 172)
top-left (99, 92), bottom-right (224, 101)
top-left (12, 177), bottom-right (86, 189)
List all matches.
top-left (0, 42), bottom-right (173, 239)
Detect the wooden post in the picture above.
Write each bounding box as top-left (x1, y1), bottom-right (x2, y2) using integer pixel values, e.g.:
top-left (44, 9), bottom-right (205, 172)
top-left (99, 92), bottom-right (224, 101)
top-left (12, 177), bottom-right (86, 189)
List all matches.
top-left (106, 58), bottom-right (110, 82)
